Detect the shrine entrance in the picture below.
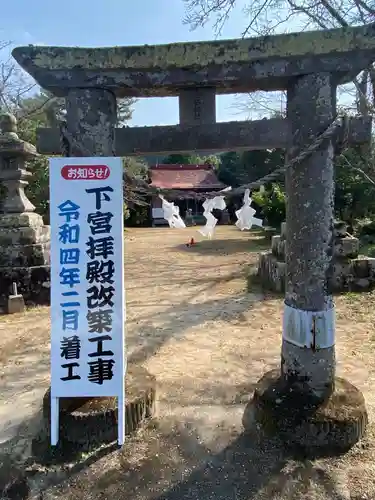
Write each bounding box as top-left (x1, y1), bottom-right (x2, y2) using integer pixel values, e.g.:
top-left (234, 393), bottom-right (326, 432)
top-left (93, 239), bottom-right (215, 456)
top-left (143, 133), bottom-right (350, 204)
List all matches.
top-left (12, 22), bottom-right (375, 451)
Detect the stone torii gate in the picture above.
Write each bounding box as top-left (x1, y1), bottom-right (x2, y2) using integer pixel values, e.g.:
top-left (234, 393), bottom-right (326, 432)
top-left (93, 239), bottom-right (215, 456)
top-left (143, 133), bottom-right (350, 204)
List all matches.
top-left (12, 23), bottom-right (375, 450)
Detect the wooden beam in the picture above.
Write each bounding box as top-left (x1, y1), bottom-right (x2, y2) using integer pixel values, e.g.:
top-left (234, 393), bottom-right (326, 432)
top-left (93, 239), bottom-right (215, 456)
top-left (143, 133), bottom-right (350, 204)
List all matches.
top-left (37, 116), bottom-right (371, 157)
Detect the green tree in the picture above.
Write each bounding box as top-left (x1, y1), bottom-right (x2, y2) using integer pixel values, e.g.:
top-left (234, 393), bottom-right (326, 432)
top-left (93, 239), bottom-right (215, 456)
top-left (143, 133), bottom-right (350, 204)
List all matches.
top-left (162, 152), bottom-right (220, 166)
top-left (239, 149), bottom-right (285, 185)
top-left (18, 90), bottom-right (136, 126)
top-left (15, 97), bottom-right (52, 219)
top-left (123, 156), bottom-right (148, 179)
top-left (5, 91), bottom-right (137, 221)
top-left (122, 156), bottom-right (150, 226)
top-left (201, 154), bottom-right (221, 168)
top-left (217, 149), bottom-right (284, 187)
top-left (162, 154), bottom-right (193, 164)
top-left (334, 146), bottom-right (375, 227)
top-left (252, 184), bottom-right (286, 228)
top-left (216, 152), bottom-right (241, 186)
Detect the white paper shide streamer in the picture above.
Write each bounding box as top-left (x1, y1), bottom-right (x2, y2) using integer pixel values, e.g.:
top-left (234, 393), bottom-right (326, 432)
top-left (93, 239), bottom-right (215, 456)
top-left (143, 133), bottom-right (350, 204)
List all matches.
top-left (199, 195), bottom-right (227, 239)
top-left (235, 189), bottom-right (263, 230)
top-left (160, 195), bottom-right (186, 228)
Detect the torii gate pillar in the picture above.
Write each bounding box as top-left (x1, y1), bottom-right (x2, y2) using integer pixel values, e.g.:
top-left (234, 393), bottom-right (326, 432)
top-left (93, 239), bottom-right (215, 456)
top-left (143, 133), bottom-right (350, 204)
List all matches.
top-left (283, 73), bottom-right (336, 400)
top-left (63, 88), bottom-right (117, 156)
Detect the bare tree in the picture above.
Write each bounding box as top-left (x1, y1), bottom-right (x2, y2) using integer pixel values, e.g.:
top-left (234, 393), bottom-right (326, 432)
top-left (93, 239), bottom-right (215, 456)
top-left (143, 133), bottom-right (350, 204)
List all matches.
top-left (183, 0), bottom-right (375, 116)
top-left (0, 40), bottom-right (37, 116)
top-left (0, 41), bottom-right (137, 126)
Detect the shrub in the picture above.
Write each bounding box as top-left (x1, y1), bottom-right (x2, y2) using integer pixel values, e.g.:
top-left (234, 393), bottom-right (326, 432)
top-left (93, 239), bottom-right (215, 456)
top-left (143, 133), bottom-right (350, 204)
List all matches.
top-left (252, 184), bottom-right (286, 228)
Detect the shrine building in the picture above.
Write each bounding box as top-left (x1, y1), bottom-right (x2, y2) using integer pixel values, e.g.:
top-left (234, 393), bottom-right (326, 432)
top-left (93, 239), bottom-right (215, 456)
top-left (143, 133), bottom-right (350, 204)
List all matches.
top-left (149, 164), bottom-right (227, 226)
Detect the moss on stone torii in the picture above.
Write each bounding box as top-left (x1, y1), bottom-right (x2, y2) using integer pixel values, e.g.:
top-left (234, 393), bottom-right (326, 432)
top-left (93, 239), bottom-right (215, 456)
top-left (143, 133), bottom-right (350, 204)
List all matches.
top-left (11, 23), bottom-right (375, 97)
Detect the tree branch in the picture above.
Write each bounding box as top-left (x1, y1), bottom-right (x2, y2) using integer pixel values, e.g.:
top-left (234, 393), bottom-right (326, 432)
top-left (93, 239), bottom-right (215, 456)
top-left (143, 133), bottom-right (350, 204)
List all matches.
top-left (319, 0), bottom-right (349, 25)
top-left (341, 154), bottom-right (375, 188)
top-left (354, 0), bottom-right (375, 15)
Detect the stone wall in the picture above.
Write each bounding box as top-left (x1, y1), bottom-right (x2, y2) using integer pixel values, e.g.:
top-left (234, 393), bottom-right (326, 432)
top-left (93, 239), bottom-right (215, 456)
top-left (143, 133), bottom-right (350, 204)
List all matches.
top-left (258, 221), bottom-right (375, 293)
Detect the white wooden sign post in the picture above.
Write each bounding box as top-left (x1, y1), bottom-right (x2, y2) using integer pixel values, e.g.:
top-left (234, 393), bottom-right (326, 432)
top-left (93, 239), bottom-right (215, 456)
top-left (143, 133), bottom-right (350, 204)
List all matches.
top-left (49, 157), bottom-right (125, 446)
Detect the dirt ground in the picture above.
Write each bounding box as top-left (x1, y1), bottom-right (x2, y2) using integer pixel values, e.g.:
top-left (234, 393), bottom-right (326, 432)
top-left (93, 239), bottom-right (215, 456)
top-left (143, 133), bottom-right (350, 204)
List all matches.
top-left (1, 226), bottom-right (375, 499)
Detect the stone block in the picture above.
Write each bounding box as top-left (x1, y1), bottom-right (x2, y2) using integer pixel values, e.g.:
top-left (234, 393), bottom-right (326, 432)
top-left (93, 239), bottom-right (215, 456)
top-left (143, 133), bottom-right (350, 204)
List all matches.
top-left (351, 258), bottom-right (370, 279)
top-left (333, 236), bottom-right (359, 259)
top-left (246, 370), bottom-right (367, 454)
top-left (353, 277), bottom-right (371, 290)
top-left (279, 240), bottom-right (285, 260)
top-left (0, 212), bottom-right (44, 228)
top-left (366, 258), bottom-right (375, 278)
top-left (0, 225), bottom-right (50, 246)
top-left (263, 227), bottom-right (277, 242)
top-left (280, 222), bottom-right (287, 239)
top-left (328, 273), bottom-right (346, 292)
top-left (0, 242), bottom-right (50, 267)
top-left (271, 235), bottom-right (285, 260)
top-left (271, 235), bottom-right (281, 255)
top-left (0, 265), bottom-right (50, 306)
top-left (329, 259), bottom-right (352, 291)
top-left (260, 221), bottom-right (375, 294)
top-left (7, 294), bottom-right (25, 314)
top-left (40, 364), bottom-right (156, 449)
top-left (258, 251), bottom-right (285, 293)
top-left (275, 262), bottom-right (286, 292)
top-left (332, 259), bottom-right (352, 279)
top-left (333, 220), bottom-right (347, 237)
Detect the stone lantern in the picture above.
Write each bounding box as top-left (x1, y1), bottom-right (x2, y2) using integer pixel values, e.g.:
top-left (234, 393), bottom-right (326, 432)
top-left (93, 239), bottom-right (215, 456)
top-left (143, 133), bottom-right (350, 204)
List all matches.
top-left (0, 113), bottom-right (50, 305)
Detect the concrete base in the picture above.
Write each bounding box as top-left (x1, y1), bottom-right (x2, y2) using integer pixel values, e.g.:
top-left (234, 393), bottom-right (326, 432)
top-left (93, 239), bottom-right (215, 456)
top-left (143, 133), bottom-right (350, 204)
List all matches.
top-left (39, 364), bottom-right (156, 451)
top-left (243, 369), bottom-right (367, 455)
top-left (7, 294), bottom-right (25, 314)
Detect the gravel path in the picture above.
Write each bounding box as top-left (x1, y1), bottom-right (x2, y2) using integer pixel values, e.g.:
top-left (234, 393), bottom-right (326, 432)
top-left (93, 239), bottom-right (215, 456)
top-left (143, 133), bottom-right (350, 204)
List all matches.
top-left (1, 226), bottom-right (375, 499)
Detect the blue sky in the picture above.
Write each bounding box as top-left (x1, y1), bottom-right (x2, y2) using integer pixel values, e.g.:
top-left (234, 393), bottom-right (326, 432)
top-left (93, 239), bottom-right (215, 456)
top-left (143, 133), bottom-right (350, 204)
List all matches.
top-left (1, 0), bottom-right (353, 125)
top-left (0, 0), bottom-right (288, 125)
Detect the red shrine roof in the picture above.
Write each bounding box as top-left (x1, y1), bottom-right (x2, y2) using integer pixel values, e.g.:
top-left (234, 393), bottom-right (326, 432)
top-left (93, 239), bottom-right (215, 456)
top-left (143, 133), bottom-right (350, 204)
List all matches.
top-left (149, 164), bottom-right (226, 190)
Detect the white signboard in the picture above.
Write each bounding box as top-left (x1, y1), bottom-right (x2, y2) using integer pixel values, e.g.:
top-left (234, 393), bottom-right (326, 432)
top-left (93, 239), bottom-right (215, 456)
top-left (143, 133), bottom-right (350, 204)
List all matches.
top-left (49, 157), bottom-right (125, 446)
